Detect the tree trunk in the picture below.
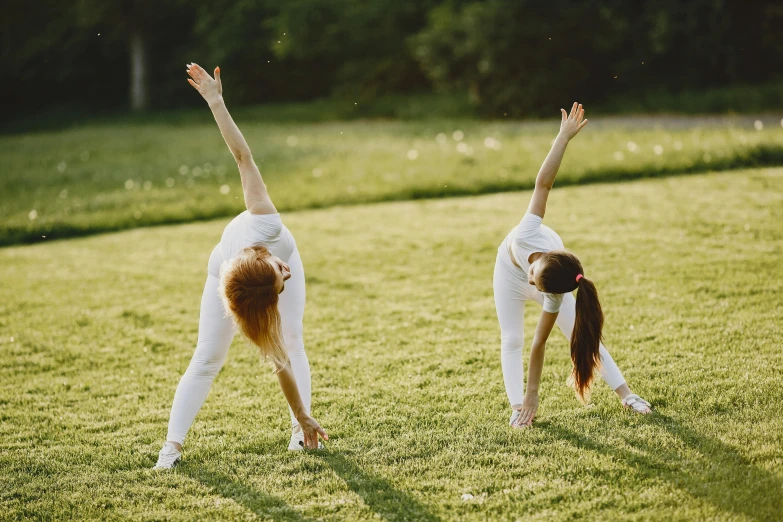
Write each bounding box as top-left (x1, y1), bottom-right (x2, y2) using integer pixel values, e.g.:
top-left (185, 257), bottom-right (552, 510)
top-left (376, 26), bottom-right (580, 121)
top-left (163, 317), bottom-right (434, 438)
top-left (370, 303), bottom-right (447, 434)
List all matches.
top-left (129, 29), bottom-right (148, 111)
top-left (468, 80), bottom-right (481, 104)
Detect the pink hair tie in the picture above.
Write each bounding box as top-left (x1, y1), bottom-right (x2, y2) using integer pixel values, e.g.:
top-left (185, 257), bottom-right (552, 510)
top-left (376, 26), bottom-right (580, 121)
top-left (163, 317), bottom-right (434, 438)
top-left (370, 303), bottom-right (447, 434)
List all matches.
top-left (575, 274), bottom-right (584, 282)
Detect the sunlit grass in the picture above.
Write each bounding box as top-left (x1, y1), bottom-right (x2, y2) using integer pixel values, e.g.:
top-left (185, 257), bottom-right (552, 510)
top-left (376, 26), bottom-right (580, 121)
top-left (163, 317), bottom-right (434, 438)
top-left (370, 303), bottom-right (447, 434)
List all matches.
top-left (1, 168), bottom-right (781, 520)
top-left (2, 115), bottom-right (783, 245)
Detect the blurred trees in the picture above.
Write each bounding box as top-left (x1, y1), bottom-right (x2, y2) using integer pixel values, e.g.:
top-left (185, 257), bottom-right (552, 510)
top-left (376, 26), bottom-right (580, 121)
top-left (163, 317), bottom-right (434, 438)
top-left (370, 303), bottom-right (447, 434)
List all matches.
top-left (3, 0), bottom-right (781, 118)
top-left (412, 0), bottom-right (783, 116)
top-left (411, 1), bottom-right (623, 116)
top-left (186, 0), bottom-right (435, 104)
top-left (72, 0), bottom-right (195, 111)
top-left (267, 0), bottom-right (437, 100)
top-left (4, 0), bottom-right (196, 114)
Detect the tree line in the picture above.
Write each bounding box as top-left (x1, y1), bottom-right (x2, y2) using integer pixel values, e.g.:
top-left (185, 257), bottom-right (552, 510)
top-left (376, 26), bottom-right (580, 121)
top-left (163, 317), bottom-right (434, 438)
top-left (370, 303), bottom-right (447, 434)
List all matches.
top-left (5, 0), bottom-right (782, 118)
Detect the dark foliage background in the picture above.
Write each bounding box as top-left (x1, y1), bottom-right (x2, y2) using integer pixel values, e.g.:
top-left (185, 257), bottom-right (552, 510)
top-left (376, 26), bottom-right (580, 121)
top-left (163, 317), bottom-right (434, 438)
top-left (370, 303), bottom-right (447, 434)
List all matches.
top-left (4, 0), bottom-right (782, 118)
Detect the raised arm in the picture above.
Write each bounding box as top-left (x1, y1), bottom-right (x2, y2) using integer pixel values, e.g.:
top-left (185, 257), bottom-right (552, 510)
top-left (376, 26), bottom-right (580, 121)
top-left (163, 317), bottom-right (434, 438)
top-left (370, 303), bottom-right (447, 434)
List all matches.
top-left (187, 63), bottom-right (276, 215)
top-left (527, 103), bottom-right (588, 219)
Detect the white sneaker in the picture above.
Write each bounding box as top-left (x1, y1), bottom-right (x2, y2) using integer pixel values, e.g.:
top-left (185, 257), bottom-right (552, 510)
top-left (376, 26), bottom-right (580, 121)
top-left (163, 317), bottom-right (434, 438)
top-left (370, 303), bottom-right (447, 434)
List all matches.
top-left (622, 394), bottom-right (652, 414)
top-left (288, 425), bottom-right (324, 451)
top-left (153, 442), bottom-right (182, 469)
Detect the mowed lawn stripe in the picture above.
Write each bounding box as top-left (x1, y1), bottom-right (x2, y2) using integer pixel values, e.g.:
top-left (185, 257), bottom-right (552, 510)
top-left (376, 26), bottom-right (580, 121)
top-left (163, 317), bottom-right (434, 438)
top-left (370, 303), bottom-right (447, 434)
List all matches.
top-left (0, 168), bottom-right (781, 521)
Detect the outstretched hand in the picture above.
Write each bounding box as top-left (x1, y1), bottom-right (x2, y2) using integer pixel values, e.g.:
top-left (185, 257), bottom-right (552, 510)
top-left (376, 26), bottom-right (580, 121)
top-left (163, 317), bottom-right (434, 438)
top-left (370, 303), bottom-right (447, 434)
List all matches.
top-left (187, 63), bottom-right (223, 104)
top-left (559, 102), bottom-right (588, 140)
top-left (298, 414), bottom-right (329, 449)
top-left (513, 393), bottom-right (539, 428)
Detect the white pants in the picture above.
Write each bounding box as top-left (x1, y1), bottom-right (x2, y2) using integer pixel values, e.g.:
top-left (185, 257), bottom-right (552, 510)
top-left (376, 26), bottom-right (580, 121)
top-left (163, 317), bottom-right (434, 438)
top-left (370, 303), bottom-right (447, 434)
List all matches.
top-left (166, 245), bottom-right (311, 445)
top-left (493, 247), bottom-right (626, 406)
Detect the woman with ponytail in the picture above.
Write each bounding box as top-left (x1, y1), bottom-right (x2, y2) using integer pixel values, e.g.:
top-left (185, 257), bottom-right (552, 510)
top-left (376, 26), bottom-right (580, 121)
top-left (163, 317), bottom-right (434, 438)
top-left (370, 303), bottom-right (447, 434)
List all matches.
top-left (154, 64), bottom-right (327, 469)
top-left (494, 103), bottom-right (651, 429)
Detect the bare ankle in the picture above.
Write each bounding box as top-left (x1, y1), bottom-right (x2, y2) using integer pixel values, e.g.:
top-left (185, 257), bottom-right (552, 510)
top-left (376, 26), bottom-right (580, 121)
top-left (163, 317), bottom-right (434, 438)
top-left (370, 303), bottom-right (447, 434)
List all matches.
top-left (613, 383), bottom-right (632, 400)
top-left (167, 441), bottom-right (182, 452)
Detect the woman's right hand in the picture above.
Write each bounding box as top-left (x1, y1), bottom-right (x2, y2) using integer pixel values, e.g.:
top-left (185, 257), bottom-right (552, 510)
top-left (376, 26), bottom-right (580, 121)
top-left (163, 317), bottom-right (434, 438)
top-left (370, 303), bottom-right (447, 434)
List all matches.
top-left (558, 102), bottom-right (588, 140)
top-left (297, 414), bottom-right (329, 449)
top-left (186, 63), bottom-right (223, 105)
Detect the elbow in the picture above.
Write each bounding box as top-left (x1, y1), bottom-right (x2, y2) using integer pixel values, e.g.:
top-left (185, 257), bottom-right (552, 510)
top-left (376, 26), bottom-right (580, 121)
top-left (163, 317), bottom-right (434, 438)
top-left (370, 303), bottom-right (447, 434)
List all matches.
top-left (244, 185), bottom-right (269, 214)
top-left (531, 338), bottom-right (548, 351)
top-left (535, 180), bottom-right (553, 192)
top-left (245, 200), bottom-right (268, 215)
top-left (234, 149), bottom-right (253, 167)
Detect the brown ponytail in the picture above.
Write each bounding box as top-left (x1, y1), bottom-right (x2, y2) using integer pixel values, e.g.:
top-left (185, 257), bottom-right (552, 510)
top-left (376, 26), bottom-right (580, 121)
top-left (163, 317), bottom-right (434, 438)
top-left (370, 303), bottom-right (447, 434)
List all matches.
top-left (570, 275), bottom-right (603, 403)
top-left (536, 251), bottom-right (603, 403)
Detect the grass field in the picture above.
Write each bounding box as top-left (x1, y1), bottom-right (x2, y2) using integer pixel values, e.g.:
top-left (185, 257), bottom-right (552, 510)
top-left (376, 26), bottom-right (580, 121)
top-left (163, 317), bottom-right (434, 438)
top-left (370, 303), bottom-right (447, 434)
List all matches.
top-left (1, 168), bottom-right (781, 521)
top-left (2, 114), bottom-right (783, 246)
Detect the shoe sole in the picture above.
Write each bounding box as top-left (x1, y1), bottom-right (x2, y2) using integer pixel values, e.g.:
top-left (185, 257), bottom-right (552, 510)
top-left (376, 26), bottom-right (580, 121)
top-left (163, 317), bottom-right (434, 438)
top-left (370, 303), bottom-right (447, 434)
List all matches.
top-left (153, 457), bottom-right (181, 470)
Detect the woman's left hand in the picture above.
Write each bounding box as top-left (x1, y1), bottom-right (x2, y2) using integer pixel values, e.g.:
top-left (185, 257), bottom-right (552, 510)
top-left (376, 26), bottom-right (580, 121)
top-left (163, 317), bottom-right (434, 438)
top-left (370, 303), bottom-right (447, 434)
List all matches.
top-left (186, 63), bottom-right (223, 105)
top-left (514, 393), bottom-right (539, 427)
top-left (298, 414), bottom-right (329, 449)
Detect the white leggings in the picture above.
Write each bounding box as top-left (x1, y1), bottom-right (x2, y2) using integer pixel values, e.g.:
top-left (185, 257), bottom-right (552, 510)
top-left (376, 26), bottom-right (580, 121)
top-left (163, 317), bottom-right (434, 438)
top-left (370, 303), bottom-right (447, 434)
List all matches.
top-left (493, 248), bottom-right (626, 406)
top-left (166, 245), bottom-right (311, 445)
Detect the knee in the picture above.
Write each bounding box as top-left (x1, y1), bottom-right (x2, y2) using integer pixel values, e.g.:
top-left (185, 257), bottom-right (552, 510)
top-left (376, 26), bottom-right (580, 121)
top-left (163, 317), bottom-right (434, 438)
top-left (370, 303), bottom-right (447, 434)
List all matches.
top-left (185, 361), bottom-right (221, 381)
top-left (284, 332), bottom-right (305, 358)
top-left (283, 324), bottom-right (303, 339)
top-left (500, 332), bottom-right (524, 354)
top-left (186, 343), bottom-right (225, 380)
top-left (281, 321), bottom-right (304, 356)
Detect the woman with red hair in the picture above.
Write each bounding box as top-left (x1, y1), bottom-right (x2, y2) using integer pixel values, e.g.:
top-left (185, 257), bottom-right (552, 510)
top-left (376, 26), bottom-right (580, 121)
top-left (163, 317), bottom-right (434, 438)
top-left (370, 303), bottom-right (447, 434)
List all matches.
top-left (154, 63), bottom-right (327, 469)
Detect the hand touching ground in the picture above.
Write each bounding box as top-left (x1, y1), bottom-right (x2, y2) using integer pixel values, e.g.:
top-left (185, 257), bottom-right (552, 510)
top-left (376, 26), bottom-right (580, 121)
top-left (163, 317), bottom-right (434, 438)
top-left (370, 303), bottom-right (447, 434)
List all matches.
top-left (298, 414), bottom-right (329, 449)
top-left (513, 393), bottom-right (539, 428)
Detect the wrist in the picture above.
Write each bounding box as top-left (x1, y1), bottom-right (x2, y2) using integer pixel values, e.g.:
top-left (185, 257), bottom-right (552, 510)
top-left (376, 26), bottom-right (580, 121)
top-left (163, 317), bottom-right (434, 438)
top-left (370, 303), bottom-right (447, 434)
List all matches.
top-left (294, 409), bottom-right (309, 423)
top-left (555, 132), bottom-right (571, 144)
top-left (207, 96), bottom-right (224, 108)
top-left (525, 389), bottom-right (539, 397)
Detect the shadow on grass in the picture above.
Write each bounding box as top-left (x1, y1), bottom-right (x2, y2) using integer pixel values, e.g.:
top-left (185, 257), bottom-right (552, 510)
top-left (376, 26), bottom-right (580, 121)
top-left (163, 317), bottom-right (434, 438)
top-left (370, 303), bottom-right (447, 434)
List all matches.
top-left (318, 451), bottom-right (442, 522)
top-left (179, 448), bottom-right (439, 521)
top-left (544, 414), bottom-right (782, 521)
top-left (182, 465), bottom-right (316, 522)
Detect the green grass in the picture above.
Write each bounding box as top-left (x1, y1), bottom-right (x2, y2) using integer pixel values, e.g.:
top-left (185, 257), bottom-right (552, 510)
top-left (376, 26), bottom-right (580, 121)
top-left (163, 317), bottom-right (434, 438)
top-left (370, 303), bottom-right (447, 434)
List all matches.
top-left (1, 168), bottom-right (782, 520)
top-left (2, 115), bottom-right (783, 246)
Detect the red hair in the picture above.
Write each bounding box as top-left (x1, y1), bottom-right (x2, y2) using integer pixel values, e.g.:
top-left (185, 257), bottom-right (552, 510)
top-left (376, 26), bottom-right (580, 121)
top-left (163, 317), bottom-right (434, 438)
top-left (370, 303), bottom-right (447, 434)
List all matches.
top-left (220, 246), bottom-right (288, 369)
